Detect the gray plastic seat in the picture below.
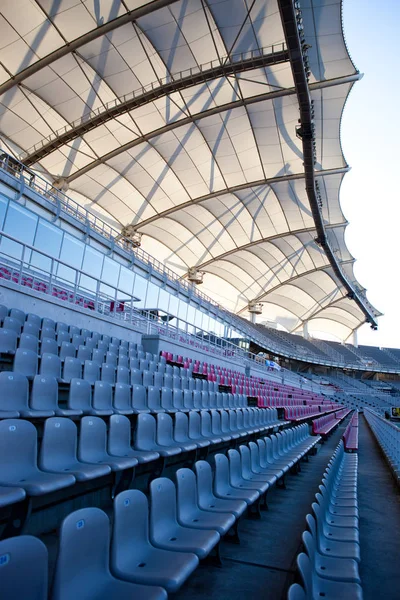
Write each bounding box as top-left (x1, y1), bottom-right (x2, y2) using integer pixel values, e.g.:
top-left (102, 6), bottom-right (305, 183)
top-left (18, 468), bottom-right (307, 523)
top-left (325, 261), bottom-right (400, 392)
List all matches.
top-left (40, 336), bottom-right (58, 356)
top-left (101, 363), bottom-right (116, 385)
top-left (71, 334), bottom-right (84, 349)
top-left (297, 552), bottom-right (363, 600)
top-left (13, 348), bottom-right (38, 378)
top-left (62, 357), bottom-right (82, 382)
top-left (52, 507), bottom-right (167, 600)
top-left (287, 583), bottom-right (306, 600)
top-left (211, 410), bottom-right (231, 442)
top-left (118, 355), bottom-right (129, 370)
top-left (0, 535), bottom-right (48, 600)
top-left (40, 418), bottom-right (111, 481)
top-left (213, 453), bottom-right (260, 505)
top-left (40, 352), bottom-right (61, 379)
top-left (67, 378), bottom-right (92, 413)
top-left (0, 419), bottom-right (75, 495)
top-left (56, 322), bottom-right (69, 333)
top-left (0, 485), bottom-right (26, 507)
top-left (143, 370), bottom-right (153, 387)
top-left (312, 502), bottom-right (359, 544)
top-left (4, 316), bottom-right (22, 335)
top-left (112, 490), bottom-right (199, 593)
top-left (113, 383), bottom-right (134, 415)
top-left (0, 371), bottom-right (53, 418)
top-left (306, 514), bottom-right (361, 562)
top-left (83, 360), bottom-right (100, 384)
top-left (188, 411), bottom-right (210, 448)
top-left (239, 444), bottom-right (276, 487)
top-left (228, 448), bottom-right (269, 495)
top-left (92, 348), bottom-right (105, 365)
top-left (172, 388), bottom-right (188, 412)
top-left (0, 328), bottom-right (17, 354)
top-left (194, 460), bottom-right (247, 518)
top-left (174, 413), bottom-right (201, 450)
top-left (183, 389), bottom-right (195, 410)
top-left (0, 303), bottom-right (8, 324)
top-left (201, 411), bottom-right (222, 444)
top-left (19, 332), bottom-right (39, 353)
top-left (57, 330), bottom-right (70, 346)
top-left (42, 317), bottom-right (55, 330)
top-left (59, 341), bottom-right (76, 361)
top-left (9, 308), bottom-right (25, 324)
top-left (148, 386), bottom-right (164, 413)
top-left (302, 530), bottom-right (361, 583)
top-left (109, 414), bottom-right (159, 463)
top-left (78, 417), bottom-right (138, 471)
top-left (31, 375), bottom-right (81, 417)
top-left (160, 387), bottom-right (178, 413)
top-left (176, 468), bottom-right (236, 535)
top-left (77, 345), bottom-right (92, 363)
top-left (150, 477), bottom-right (220, 559)
top-left (22, 321), bottom-right (40, 338)
top-left (132, 384), bottom-right (150, 413)
top-left (158, 413), bottom-right (195, 452)
top-left (116, 365), bottom-right (130, 384)
top-left (91, 380), bottom-right (114, 415)
top-left (135, 414), bottom-right (181, 457)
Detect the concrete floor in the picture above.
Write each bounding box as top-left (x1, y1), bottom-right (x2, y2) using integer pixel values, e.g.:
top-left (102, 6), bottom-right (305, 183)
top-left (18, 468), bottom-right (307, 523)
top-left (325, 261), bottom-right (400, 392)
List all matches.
top-left (358, 415), bottom-right (400, 600)
top-left (174, 423), bottom-right (348, 600)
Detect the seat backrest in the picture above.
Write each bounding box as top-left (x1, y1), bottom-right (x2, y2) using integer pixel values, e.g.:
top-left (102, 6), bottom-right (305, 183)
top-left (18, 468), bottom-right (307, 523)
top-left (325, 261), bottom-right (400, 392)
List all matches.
top-left (113, 383), bottom-right (132, 411)
top-left (157, 413), bottom-right (174, 446)
top-left (83, 360), bottom-right (100, 384)
top-left (93, 381), bottom-right (113, 410)
top-left (0, 535), bottom-right (48, 600)
top-left (175, 468), bottom-right (198, 519)
top-left (135, 413), bottom-right (157, 449)
top-left (188, 411), bottom-right (201, 439)
top-left (4, 317), bottom-right (21, 335)
top-left (116, 365), bottom-right (129, 384)
top-left (101, 363), bottom-right (115, 385)
top-left (62, 357), bottom-right (82, 382)
top-left (147, 386), bottom-right (162, 412)
top-left (0, 372), bottom-right (29, 411)
top-left (60, 341), bottom-right (76, 361)
top-left (13, 348), bottom-right (38, 378)
top-left (132, 384), bottom-right (148, 411)
top-left (78, 417), bottom-right (107, 460)
top-left (149, 477), bottom-right (178, 538)
top-left (296, 553), bottom-right (312, 596)
top-left (0, 328), bottom-right (18, 354)
top-left (23, 322), bottom-right (40, 338)
top-left (108, 414), bottom-right (132, 455)
top-left (194, 460), bottom-right (213, 503)
top-left (9, 308), bottom-right (25, 324)
top-left (19, 333), bottom-right (38, 353)
top-left (213, 453), bottom-right (230, 489)
top-left (130, 367), bottom-right (142, 385)
top-left (112, 490), bottom-right (149, 567)
top-left (77, 345), bottom-right (92, 362)
top-left (40, 352), bottom-right (61, 379)
top-left (31, 375), bottom-right (58, 411)
top-left (68, 378), bottom-right (91, 411)
top-left (174, 412), bottom-right (189, 442)
top-left (52, 508), bottom-right (112, 600)
top-left (40, 417), bottom-right (78, 469)
top-left (0, 419), bottom-right (38, 476)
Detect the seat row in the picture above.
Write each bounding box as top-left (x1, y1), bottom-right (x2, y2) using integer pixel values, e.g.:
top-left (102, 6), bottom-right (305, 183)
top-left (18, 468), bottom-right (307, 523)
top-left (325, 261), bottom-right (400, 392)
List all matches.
top-left (288, 441), bottom-right (362, 599)
top-left (1, 423), bottom-right (322, 599)
top-left (343, 413), bottom-right (359, 453)
top-left (364, 409), bottom-right (399, 483)
top-left (0, 372), bottom-right (252, 419)
top-left (311, 410), bottom-right (350, 437)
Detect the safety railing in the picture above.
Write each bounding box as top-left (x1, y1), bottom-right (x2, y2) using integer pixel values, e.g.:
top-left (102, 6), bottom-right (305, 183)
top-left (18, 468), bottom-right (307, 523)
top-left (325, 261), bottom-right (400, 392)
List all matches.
top-left (365, 409), bottom-right (400, 481)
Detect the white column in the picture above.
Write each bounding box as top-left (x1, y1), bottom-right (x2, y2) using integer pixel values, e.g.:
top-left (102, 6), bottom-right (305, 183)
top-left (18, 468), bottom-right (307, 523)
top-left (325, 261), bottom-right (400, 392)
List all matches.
top-left (352, 328), bottom-right (358, 348)
top-left (250, 312), bottom-right (256, 324)
top-left (303, 321), bottom-right (309, 340)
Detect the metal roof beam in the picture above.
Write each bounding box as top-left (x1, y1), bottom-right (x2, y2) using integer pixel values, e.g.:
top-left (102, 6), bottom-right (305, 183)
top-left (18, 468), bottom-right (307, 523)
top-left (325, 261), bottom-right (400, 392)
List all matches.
top-left (22, 46), bottom-right (289, 167)
top-left (277, 0), bottom-right (378, 328)
top-left (0, 0), bottom-right (180, 97)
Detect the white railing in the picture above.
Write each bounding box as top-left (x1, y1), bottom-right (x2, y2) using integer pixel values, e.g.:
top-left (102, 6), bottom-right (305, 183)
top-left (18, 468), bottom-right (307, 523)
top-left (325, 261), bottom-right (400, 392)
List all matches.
top-left (365, 409), bottom-right (400, 478)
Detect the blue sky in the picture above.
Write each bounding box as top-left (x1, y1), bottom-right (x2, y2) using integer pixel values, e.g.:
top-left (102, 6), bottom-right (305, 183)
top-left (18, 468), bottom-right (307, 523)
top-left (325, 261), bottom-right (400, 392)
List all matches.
top-left (339, 0), bottom-right (400, 348)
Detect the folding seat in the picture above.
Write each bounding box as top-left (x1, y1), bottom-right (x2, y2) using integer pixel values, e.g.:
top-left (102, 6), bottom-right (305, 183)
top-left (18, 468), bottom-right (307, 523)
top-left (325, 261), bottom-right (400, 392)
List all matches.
top-left (81, 328), bottom-right (91, 339)
top-left (111, 337), bottom-right (120, 347)
top-left (147, 386), bottom-right (164, 413)
top-left (112, 490), bottom-right (198, 593)
top-left (40, 418), bottom-right (111, 481)
top-left (41, 317), bottom-right (55, 330)
top-left (77, 343), bottom-right (92, 363)
top-left (239, 445), bottom-right (276, 487)
top-left (188, 412), bottom-right (210, 448)
top-left (172, 375), bottom-right (181, 390)
top-left (227, 449), bottom-right (269, 496)
top-left (201, 391), bottom-right (209, 409)
top-left (194, 460), bottom-right (247, 518)
top-left (78, 417), bottom-right (138, 471)
top-left (140, 359), bottom-right (149, 372)
top-left (201, 411), bottom-right (222, 444)
top-left (91, 381), bottom-right (114, 416)
top-left (40, 352), bottom-right (62, 380)
top-left (109, 415), bottom-right (159, 464)
top-left (23, 321), bottom-right (40, 338)
top-left (69, 325), bottom-right (80, 337)
top-left (158, 413), bottom-right (195, 452)
top-left (194, 378), bottom-right (202, 392)
top-left (157, 363), bottom-right (165, 375)
top-left (0, 485), bottom-right (26, 508)
top-left (149, 478), bottom-right (220, 559)
top-left (52, 507), bottom-right (167, 600)
top-left (92, 348), bottom-right (106, 366)
top-left (153, 371), bottom-right (163, 388)
top-left (163, 373), bottom-right (173, 389)
top-left (40, 326), bottom-right (56, 342)
top-left (302, 530), bottom-right (361, 584)
top-left (215, 392), bottom-right (223, 409)
top-left (181, 376), bottom-right (189, 390)
top-left (142, 370), bottom-right (153, 387)
top-left (59, 341), bottom-right (76, 361)
top-left (116, 365), bottom-right (130, 385)
top-left (105, 351), bottom-right (117, 368)
top-left (183, 389), bottom-right (195, 410)
top-left (160, 387), bottom-right (178, 413)
top-left (313, 497), bottom-right (359, 536)
top-left (134, 414), bottom-right (181, 457)
top-left (67, 378), bottom-right (92, 413)
top-left (71, 334), bottom-right (84, 349)
top-left (132, 384), bottom-right (150, 413)
top-left (97, 340), bottom-right (108, 353)
top-left (174, 413), bottom-right (199, 450)
top-left (13, 348), bottom-right (38, 379)
top-left (113, 383), bottom-right (134, 415)
top-left (213, 454), bottom-right (260, 506)
top-left (296, 553), bottom-right (363, 600)
top-left (210, 410), bottom-right (231, 442)
top-left (201, 379), bottom-right (208, 392)
top-left (148, 360), bottom-right (158, 373)
top-left (101, 363), bottom-right (116, 385)
top-left (0, 535), bottom-right (48, 600)
top-left (84, 337), bottom-right (96, 350)
top-left (173, 388), bottom-right (188, 412)
top-left (208, 391), bottom-right (217, 408)
top-left (165, 364), bottom-right (173, 376)
top-left (0, 327), bottom-right (18, 354)
top-left (176, 468), bottom-right (236, 535)
top-left (83, 360), bottom-right (100, 384)
top-left (56, 330), bottom-right (70, 346)
top-left (0, 419), bottom-right (75, 495)
top-left (102, 334), bottom-right (112, 346)
top-left (91, 331), bottom-right (101, 343)
top-left (309, 507), bottom-right (360, 559)
top-left (117, 354), bottom-right (129, 369)
top-left (130, 367), bottom-right (142, 385)
top-left (4, 316), bottom-right (22, 335)
top-left (62, 356), bottom-right (82, 382)
top-left (9, 308), bottom-right (25, 324)
top-left (0, 304), bottom-right (8, 324)
top-left (31, 375), bottom-right (81, 417)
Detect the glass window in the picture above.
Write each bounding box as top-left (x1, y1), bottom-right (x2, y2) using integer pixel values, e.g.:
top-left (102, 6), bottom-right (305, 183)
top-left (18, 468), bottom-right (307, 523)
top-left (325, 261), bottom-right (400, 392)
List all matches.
top-left (169, 293), bottom-right (179, 318)
top-left (0, 195), bottom-right (8, 230)
top-left (158, 288), bottom-right (169, 312)
top-left (82, 245), bottom-right (103, 279)
top-left (118, 266), bottom-right (134, 295)
top-left (30, 250), bottom-right (52, 274)
top-left (57, 263), bottom-right (77, 286)
top-left (79, 273), bottom-right (97, 294)
top-left (102, 256), bottom-right (119, 287)
top-left (186, 304), bottom-right (195, 326)
top-left (4, 202), bottom-right (37, 245)
top-left (60, 234), bottom-right (84, 269)
top-left (34, 220), bottom-right (63, 258)
top-left (133, 274), bottom-right (147, 308)
top-left (145, 281), bottom-right (159, 309)
top-left (177, 298), bottom-right (187, 322)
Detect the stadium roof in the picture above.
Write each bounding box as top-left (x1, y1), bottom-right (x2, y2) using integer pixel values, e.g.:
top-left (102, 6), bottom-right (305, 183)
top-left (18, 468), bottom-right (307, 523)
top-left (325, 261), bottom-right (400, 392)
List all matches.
top-left (0, 0), bottom-right (381, 340)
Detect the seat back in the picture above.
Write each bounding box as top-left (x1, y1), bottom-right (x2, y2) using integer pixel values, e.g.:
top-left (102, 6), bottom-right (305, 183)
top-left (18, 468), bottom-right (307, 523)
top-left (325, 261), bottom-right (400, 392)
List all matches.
top-left (132, 384), bottom-right (148, 412)
top-left (0, 372), bottom-right (29, 411)
top-left (83, 360), bottom-right (100, 384)
top-left (194, 460), bottom-right (213, 505)
top-left (176, 468), bottom-right (198, 520)
top-left (100, 363), bottom-right (115, 385)
top-left (79, 417), bottom-right (107, 461)
top-left (157, 413), bottom-right (175, 446)
top-left (108, 415), bottom-right (132, 456)
top-left (68, 378), bottom-right (91, 411)
top-left (19, 333), bottom-right (38, 353)
top-left (296, 553), bottom-right (312, 596)
top-left (31, 375), bottom-right (58, 411)
top-left (63, 357), bottom-right (82, 382)
top-left (52, 508), bottom-right (112, 600)
top-left (174, 412), bottom-right (189, 443)
top-left (113, 383), bottom-right (132, 412)
top-left (0, 535), bottom-right (48, 600)
top-left (135, 414), bottom-right (157, 450)
top-left (0, 419), bottom-right (38, 477)
top-left (188, 411), bottom-right (202, 439)
top-left (13, 348), bottom-right (38, 378)
top-left (112, 490), bottom-right (149, 567)
top-left (40, 417), bottom-right (77, 470)
top-left (149, 477), bottom-right (178, 540)
top-left (0, 326), bottom-right (17, 355)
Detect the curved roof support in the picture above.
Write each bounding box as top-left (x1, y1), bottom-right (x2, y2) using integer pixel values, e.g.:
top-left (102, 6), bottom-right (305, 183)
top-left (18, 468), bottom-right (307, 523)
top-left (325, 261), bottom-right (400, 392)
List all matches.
top-left (0, 0), bottom-right (180, 97)
top-left (277, 0), bottom-right (377, 328)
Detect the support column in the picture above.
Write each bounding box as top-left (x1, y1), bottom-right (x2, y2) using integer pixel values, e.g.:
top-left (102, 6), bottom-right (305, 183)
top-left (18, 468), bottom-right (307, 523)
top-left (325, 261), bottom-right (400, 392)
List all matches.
top-left (352, 328), bottom-right (358, 348)
top-left (303, 321), bottom-right (309, 340)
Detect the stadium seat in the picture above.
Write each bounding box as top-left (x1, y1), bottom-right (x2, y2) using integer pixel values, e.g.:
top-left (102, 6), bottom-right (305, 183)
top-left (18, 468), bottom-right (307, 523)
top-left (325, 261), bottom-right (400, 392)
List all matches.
top-left (149, 477), bottom-right (220, 559)
top-left (31, 375), bottom-right (80, 417)
top-left (91, 381), bottom-right (114, 416)
top-left (194, 460), bottom-right (247, 518)
top-left (111, 490), bottom-right (199, 593)
top-left (40, 418), bottom-right (111, 481)
top-left (67, 378), bottom-right (92, 413)
top-left (296, 552), bottom-right (363, 600)
top-left (0, 535), bottom-right (48, 600)
top-left (188, 411), bottom-right (210, 448)
top-left (213, 454), bottom-right (260, 506)
top-left (13, 348), bottom-right (38, 379)
top-left (0, 485), bottom-right (26, 508)
top-left (158, 413), bottom-right (196, 452)
top-left (78, 417), bottom-right (138, 472)
top-left (113, 382), bottom-right (134, 415)
top-left (108, 415), bottom-right (159, 464)
top-left (39, 352), bottom-right (62, 379)
top-left (0, 327), bottom-right (18, 354)
top-left (0, 419), bottom-right (75, 495)
top-left (135, 414), bottom-right (181, 457)
top-left (52, 508), bottom-right (167, 600)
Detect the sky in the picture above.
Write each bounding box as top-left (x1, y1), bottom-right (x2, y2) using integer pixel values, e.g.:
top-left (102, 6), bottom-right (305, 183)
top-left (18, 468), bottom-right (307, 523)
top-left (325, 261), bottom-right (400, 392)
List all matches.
top-left (339, 0), bottom-right (400, 348)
